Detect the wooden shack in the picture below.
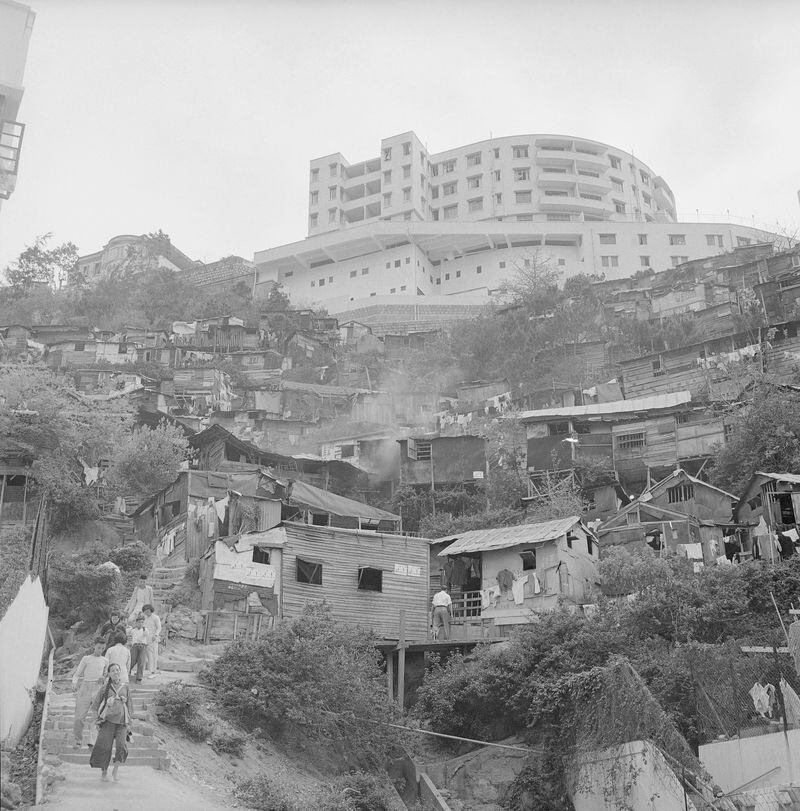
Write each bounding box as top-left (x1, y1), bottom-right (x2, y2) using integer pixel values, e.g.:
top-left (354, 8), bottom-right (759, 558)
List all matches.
top-left (398, 435), bottom-right (487, 489)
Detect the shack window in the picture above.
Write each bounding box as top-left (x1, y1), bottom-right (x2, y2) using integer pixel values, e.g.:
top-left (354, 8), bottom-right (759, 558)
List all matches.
top-left (667, 483), bottom-right (694, 503)
top-left (587, 536), bottom-right (594, 555)
top-left (357, 567), bottom-right (383, 592)
top-left (615, 432), bottom-right (646, 451)
top-left (73, 342), bottom-right (85, 351)
top-left (340, 444), bottom-right (355, 458)
top-left (415, 441), bottom-right (432, 461)
top-left (296, 558), bottom-right (322, 585)
top-left (311, 513), bottom-right (330, 526)
top-left (520, 549), bottom-right (537, 570)
top-left (566, 531), bottom-right (577, 549)
top-left (252, 547), bottom-right (270, 565)
top-left (652, 357), bottom-right (665, 377)
top-left (547, 422), bottom-right (569, 436)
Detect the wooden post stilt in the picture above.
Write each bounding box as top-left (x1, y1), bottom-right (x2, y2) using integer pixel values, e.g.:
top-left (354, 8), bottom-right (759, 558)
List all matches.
top-left (386, 651), bottom-right (394, 701)
top-left (398, 610), bottom-right (406, 710)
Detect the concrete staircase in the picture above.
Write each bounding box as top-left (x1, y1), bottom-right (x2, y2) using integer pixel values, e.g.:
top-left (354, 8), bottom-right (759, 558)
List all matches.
top-left (41, 678), bottom-right (170, 771)
top-left (149, 564), bottom-right (187, 615)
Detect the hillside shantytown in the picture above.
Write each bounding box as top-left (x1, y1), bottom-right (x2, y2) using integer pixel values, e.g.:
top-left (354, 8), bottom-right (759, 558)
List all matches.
top-left (3, 3), bottom-right (800, 811)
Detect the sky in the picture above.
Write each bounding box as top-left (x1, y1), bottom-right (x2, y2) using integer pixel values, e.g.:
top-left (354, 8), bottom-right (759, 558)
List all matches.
top-left (1, 0), bottom-right (799, 271)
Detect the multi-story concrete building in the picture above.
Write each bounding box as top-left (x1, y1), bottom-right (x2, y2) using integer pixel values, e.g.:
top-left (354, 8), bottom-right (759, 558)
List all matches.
top-left (254, 131), bottom-right (777, 313)
top-left (0, 0), bottom-right (35, 207)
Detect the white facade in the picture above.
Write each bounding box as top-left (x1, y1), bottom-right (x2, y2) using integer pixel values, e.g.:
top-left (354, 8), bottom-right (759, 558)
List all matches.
top-left (0, 0), bottom-right (35, 204)
top-left (256, 131), bottom-right (777, 311)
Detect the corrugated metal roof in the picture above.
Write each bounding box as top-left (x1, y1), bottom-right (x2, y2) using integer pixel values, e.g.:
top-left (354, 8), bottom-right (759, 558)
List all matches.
top-left (645, 468), bottom-right (738, 502)
top-left (518, 391), bottom-right (692, 422)
top-left (755, 471), bottom-right (800, 485)
top-left (436, 516), bottom-right (583, 556)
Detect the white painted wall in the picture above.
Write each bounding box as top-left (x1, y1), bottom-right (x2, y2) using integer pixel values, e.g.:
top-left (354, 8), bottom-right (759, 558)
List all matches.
top-left (570, 741), bottom-right (698, 811)
top-left (699, 729), bottom-right (799, 791)
top-left (0, 575), bottom-right (49, 745)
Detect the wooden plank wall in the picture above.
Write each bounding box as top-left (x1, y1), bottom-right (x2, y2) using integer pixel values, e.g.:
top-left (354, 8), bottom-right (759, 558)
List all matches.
top-left (280, 523), bottom-right (429, 640)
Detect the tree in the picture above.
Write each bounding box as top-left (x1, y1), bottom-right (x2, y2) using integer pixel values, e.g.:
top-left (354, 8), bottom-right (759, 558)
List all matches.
top-left (710, 384), bottom-right (800, 493)
top-left (106, 420), bottom-right (191, 499)
top-left (497, 250), bottom-right (562, 314)
top-left (0, 366), bottom-right (130, 527)
top-left (3, 233), bottom-right (78, 293)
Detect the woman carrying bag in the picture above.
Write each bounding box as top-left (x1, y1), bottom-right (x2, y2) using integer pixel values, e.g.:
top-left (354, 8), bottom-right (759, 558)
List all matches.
top-left (89, 662), bottom-right (133, 782)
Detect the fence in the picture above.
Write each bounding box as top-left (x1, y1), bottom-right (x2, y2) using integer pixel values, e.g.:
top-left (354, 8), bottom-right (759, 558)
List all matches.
top-left (200, 610), bottom-right (275, 643)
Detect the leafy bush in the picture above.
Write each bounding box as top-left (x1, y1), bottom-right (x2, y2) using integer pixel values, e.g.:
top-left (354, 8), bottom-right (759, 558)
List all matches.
top-left (319, 773), bottom-right (391, 811)
top-left (183, 714), bottom-right (213, 741)
top-left (233, 775), bottom-right (299, 811)
top-left (154, 681), bottom-right (206, 728)
top-left (202, 603), bottom-right (397, 769)
top-left (47, 551), bottom-right (121, 625)
top-left (107, 541), bottom-right (152, 574)
top-left (209, 726), bottom-right (246, 756)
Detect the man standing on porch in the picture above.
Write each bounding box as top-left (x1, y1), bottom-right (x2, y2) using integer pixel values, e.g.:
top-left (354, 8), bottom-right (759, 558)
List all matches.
top-left (431, 587), bottom-right (453, 640)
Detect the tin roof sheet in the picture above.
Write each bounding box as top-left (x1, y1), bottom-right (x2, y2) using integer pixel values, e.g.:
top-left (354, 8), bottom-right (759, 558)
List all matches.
top-left (436, 516), bottom-right (583, 556)
top-left (517, 391), bottom-right (692, 422)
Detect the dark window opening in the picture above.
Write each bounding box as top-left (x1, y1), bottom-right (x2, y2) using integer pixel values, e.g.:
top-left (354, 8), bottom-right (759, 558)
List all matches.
top-left (252, 547), bottom-right (271, 565)
top-left (520, 549), bottom-right (537, 570)
top-left (311, 513), bottom-right (329, 526)
top-left (566, 532), bottom-right (577, 549)
top-left (587, 536), bottom-right (594, 555)
top-left (340, 444), bottom-right (355, 458)
top-left (358, 567), bottom-right (383, 592)
top-left (548, 422), bottom-right (570, 436)
top-left (415, 441), bottom-right (432, 461)
top-left (73, 342), bottom-right (85, 351)
top-left (667, 483), bottom-right (694, 503)
top-left (296, 558), bottom-right (322, 585)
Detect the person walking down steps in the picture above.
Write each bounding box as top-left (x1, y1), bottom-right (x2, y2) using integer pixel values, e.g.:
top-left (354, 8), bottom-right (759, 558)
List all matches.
top-left (126, 575), bottom-right (154, 623)
top-left (129, 614), bottom-right (150, 683)
top-left (71, 638), bottom-right (108, 748)
top-left (89, 663), bottom-right (133, 782)
top-left (142, 604), bottom-right (161, 679)
top-left (105, 631), bottom-right (131, 684)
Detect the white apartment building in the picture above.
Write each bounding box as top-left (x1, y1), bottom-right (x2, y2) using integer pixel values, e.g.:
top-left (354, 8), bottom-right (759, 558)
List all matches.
top-left (0, 0), bottom-right (35, 206)
top-left (254, 132), bottom-right (776, 312)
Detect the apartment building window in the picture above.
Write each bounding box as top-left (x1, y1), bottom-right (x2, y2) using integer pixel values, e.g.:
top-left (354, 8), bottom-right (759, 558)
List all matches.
top-left (443, 205), bottom-right (458, 220)
top-left (309, 214), bottom-right (318, 228)
top-left (514, 167), bottom-right (530, 181)
top-left (706, 234), bottom-right (723, 247)
top-left (328, 209), bottom-right (336, 223)
top-left (383, 147), bottom-right (392, 161)
top-left (431, 186), bottom-right (439, 199)
top-left (329, 163), bottom-right (337, 177)
top-left (394, 259), bottom-right (401, 268)
top-left (512, 145), bottom-right (529, 159)
top-left (737, 237), bottom-right (752, 246)
top-left (601, 256), bottom-right (619, 268)
top-left (405, 256), bottom-right (410, 264)
top-left (436, 277), bottom-right (441, 284)
top-left (283, 271), bottom-right (294, 278)
top-left (494, 193), bottom-right (502, 204)
top-left (599, 233), bottom-right (616, 245)
top-left (319, 278), bottom-right (325, 287)
top-left (652, 357), bottom-right (665, 376)
top-left (466, 152), bottom-right (481, 167)
top-left (638, 234), bottom-right (648, 245)
top-left (667, 484), bottom-right (694, 503)
top-left (468, 197), bottom-right (483, 212)
top-left (456, 270), bottom-right (461, 278)
top-left (445, 273), bottom-right (450, 280)
top-left (669, 234), bottom-right (686, 245)
top-left (493, 147), bottom-right (500, 158)
top-left (443, 182), bottom-right (457, 196)
top-left (403, 187), bottom-right (411, 202)
top-left (442, 159), bottom-right (456, 173)
top-left (383, 192), bottom-right (392, 207)
top-left (543, 167), bottom-right (567, 174)
top-left (362, 268), bottom-right (369, 275)
top-left (328, 276), bottom-right (333, 283)
top-left (383, 170), bottom-right (392, 184)
top-left (612, 179), bottom-right (623, 192)
top-left (402, 141), bottom-right (411, 156)
top-left (545, 190), bottom-right (568, 197)
top-left (614, 201), bottom-right (626, 214)
top-left (310, 280), bottom-right (315, 287)
top-left (498, 261), bottom-right (505, 269)
top-left (581, 193), bottom-right (602, 200)
top-left (432, 209), bottom-right (439, 221)
top-left (670, 256), bottom-right (689, 267)
top-left (615, 432), bottom-right (645, 451)
top-left (311, 168), bottom-right (319, 182)
top-left (493, 170), bottom-right (501, 182)
top-left (578, 170), bottom-right (600, 178)
top-left (517, 214), bottom-right (533, 222)
top-left (390, 288), bottom-right (396, 294)
top-left (558, 259), bottom-right (566, 266)
top-left (329, 186), bottom-right (337, 200)
top-left (516, 191), bottom-right (532, 204)
top-left (403, 164), bottom-right (411, 179)
top-left (349, 270), bottom-right (357, 278)
top-left (640, 256), bottom-right (650, 267)
top-left (642, 193), bottom-right (651, 206)
top-left (547, 214), bottom-right (571, 221)
top-left (310, 191), bottom-right (318, 206)
top-left (385, 261), bottom-right (391, 269)
top-left (431, 163), bottom-right (439, 177)
top-left (400, 285), bottom-right (406, 291)
top-left (477, 266), bottom-right (483, 273)
top-left (467, 175), bottom-right (482, 189)
top-left (609, 156), bottom-right (621, 170)
top-left (640, 171), bottom-right (650, 185)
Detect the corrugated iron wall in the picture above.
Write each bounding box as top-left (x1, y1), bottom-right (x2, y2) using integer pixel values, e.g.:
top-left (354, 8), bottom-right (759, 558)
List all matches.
top-left (280, 523), bottom-right (429, 640)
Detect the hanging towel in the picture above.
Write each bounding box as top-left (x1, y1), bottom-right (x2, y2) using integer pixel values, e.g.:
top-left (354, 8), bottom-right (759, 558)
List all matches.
top-left (532, 572), bottom-right (541, 594)
top-left (480, 586), bottom-right (500, 609)
top-left (511, 575), bottom-right (529, 605)
top-left (496, 569), bottom-right (514, 590)
top-left (214, 496), bottom-right (229, 521)
top-left (749, 682), bottom-right (771, 716)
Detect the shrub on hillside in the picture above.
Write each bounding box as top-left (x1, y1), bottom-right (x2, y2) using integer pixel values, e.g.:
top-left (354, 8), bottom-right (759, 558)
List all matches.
top-left (47, 551), bottom-right (121, 625)
top-left (233, 775), bottom-right (299, 811)
top-left (107, 541), bottom-right (152, 574)
top-left (154, 681), bottom-right (205, 726)
top-left (319, 772), bottom-right (392, 811)
top-left (209, 726), bottom-right (246, 756)
top-left (202, 603), bottom-right (397, 769)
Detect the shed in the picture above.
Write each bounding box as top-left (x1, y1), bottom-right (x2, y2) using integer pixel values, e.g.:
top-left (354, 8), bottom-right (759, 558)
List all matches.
top-left (736, 472), bottom-right (800, 561)
top-left (436, 516), bottom-right (599, 628)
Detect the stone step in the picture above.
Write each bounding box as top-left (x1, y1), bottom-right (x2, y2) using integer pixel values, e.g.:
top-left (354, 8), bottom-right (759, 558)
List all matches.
top-left (58, 751), bottom-right (170, 768)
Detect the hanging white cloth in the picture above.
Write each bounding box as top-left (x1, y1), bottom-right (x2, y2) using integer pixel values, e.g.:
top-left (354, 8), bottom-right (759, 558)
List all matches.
top-left (214, 496), bottom-right (229, 521)
top-left (532, 572), bottom-right (541, 594)
top-left (480, 586), bottom-right (500, 609)
top-left (780, 678), bottom-right (800, 725)
top-left (511, 574), bottom-right (529, 605)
